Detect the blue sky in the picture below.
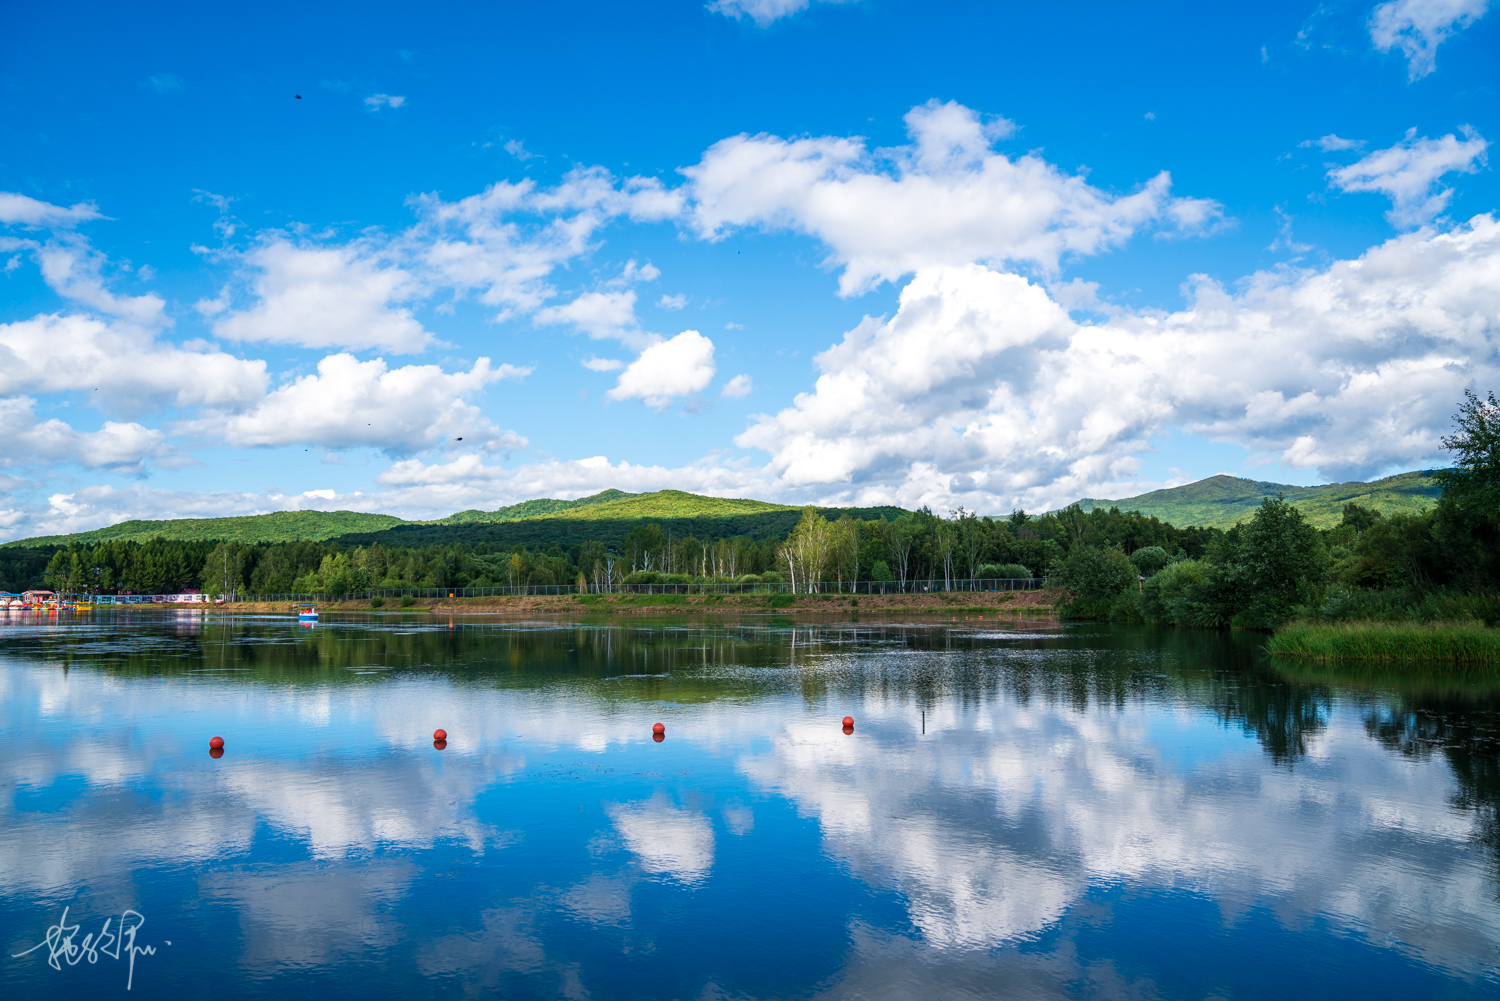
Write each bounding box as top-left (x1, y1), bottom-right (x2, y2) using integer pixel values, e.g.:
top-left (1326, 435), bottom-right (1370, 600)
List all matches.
top-left (1, 0), bottom-right (1496, 537)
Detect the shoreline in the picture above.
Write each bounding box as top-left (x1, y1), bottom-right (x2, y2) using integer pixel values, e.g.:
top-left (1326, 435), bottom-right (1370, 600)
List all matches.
top-left (210, 588), bottom-right (1066, 617)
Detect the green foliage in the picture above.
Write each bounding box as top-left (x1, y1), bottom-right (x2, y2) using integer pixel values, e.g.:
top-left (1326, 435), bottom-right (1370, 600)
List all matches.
top-left (1057, 544), bottom-right (1136, 618)
top-left (1073, 470), bottom-right (1440, 530)
top-left (1139, 559), bottom-right (1209, 625)
top-left (1230, 496), bottom-right (1328, 628)
top-left (1128, 546), bottom-right (1170, 577)
top-left (1435, 389), bottom-right (1500, 500)
top-left (1267, 620), bottom-right (1500, 664)
top-left (976, 562), bottom-right (1032, 579)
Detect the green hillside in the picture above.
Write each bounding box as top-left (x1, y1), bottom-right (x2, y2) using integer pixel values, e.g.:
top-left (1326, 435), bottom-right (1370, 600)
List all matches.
top-left (3, 509), bottom-right (406, 549)
top-left (438, 489), bottom-right (637, 523)
top-left (1, 490), bottom-right (891, 551)
top-left (333, 494), bottom-right (902, 550)
top-left (437, 489), bottom-right (789, 525)
top-left (1075, 470), bottom-right (1442, 529)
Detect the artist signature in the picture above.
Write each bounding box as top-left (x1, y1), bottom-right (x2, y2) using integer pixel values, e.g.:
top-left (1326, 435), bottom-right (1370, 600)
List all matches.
top-left (11, 906), bottom-right (166, 990)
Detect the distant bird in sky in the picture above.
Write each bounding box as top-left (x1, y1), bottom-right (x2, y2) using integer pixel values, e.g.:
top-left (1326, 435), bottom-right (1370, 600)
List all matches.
top-left (294, 94), bottom-right (302, 99)
top-left (456, 437), bottom-right (463, 441)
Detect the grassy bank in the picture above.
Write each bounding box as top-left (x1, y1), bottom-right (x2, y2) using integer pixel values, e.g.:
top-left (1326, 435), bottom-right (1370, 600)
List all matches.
top-left (1266, 620), bottom-right (1500, 664)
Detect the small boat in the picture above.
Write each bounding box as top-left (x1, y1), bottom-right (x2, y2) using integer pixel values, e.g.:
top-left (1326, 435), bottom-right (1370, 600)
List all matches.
top-left (296, 603), bottom-right (319, 622)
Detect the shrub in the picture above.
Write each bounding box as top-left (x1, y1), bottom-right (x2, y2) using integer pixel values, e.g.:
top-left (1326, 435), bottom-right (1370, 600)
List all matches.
top-left (1059, 545), bottom-right (1135, 603)
top-left (871, 561), bottom-right (894, 582)
top-left (761, 571), bottom-right (786, 584)
top-left (977, 562), bottom-right (1032, 580)
top-left (1139, 559), bottom-right (1207, 625)
top-left (369, 597), bottom-right (384, 609)
top-left (399, 595), bottom-right (415, 608)
top-left (621, 571), bottom-right (662, 586)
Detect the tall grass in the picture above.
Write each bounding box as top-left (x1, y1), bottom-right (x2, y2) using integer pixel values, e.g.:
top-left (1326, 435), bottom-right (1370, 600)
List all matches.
top-left (1266, 620), bottom-right (1500, 664)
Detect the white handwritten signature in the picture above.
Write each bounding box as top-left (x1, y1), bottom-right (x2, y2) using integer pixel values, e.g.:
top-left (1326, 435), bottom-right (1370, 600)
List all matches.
top-left (11, 906), bottom-right (166, 990)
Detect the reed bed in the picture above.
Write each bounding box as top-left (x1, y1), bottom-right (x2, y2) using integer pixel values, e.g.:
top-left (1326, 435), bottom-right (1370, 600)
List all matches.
top-left (1266, 620), bottom-right (1500, 664)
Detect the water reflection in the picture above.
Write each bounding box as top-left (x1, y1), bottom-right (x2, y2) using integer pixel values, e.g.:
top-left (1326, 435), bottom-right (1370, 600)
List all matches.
top-left (0, 613), bottom-right (1497, 999)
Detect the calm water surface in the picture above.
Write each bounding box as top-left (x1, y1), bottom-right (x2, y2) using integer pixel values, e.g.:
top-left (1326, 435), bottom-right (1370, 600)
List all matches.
top-left (2, 611), bottom-right (1498, 999)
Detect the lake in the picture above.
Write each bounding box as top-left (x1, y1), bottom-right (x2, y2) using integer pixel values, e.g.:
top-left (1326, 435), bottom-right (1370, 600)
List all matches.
top-left (2, 611), bottom-right (1498, 999)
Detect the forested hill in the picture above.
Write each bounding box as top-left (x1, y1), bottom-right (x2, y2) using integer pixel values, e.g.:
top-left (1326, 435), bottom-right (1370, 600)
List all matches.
top-left (334, 491), bottom-right (904, 549)
top-left (1074, 470), bottom-right (1441, 529)
top-left (1, 490), bottom-right (904, 551)
top-left (5, 510), bottom-right (406, 548)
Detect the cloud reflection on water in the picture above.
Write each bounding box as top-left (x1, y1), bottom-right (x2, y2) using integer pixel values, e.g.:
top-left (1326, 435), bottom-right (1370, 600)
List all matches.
top-left (2, 620), bottom-right (1499, 996)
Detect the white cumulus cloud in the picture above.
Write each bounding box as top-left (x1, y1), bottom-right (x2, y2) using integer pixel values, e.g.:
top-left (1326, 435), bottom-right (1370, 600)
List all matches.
top-left (214, 353), bottom-right (529, 454)
top-left (738, 215), bottom-right (1500, 513)
top-left (213, 239), bottom-right (434, 353)
top-left (1327, 126), bottom-right (1489, 227)
top-left (683, 100), bottom-right (1223, 295)
top-left (0, 398), bottom-right (171, 475)
top-left (607, 330), bottom-right (717, 408)
top-left (363, 93), bottom-right (406, 110)
top-left (0, 312), bottom-right (268, 416)
top-left (1370, 0), bottom-right (1491, 79)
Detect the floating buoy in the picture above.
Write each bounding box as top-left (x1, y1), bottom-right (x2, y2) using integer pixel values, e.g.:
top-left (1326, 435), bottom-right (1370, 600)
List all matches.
top-left (842, 725), bottom-right (854, 735)
top-left (209, 746), bottom-right (224, 759)
top-left (433, 728), bottom-right (447, 741)
top-left (652, 732), bottom-right (665, 743)
top-left (652, 722), bottom-right (665, 735)
top-left (209, 736), bottom-right (224, 750)
top-left (842, 716), bottom-right (854, 728)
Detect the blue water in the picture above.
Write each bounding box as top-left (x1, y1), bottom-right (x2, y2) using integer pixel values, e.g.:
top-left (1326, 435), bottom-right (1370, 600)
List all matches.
top-left (1, 612), bottom-right (1498, 999)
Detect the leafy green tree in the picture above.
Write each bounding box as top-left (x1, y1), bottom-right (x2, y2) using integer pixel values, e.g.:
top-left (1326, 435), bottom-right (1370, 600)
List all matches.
top-left (1058, 544), bottom-right (1135, 616)
top-left (1129, 546), bottom-right (1170, 577)
top-left (1232, 496), bottom-right (1328, 627)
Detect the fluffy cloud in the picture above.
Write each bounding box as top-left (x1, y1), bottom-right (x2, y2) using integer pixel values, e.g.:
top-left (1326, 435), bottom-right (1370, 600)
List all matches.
top-left (1370, 0), bottom-right (1491, 79)
top-left (0, 192), bottom-right (101, 228)
top-left (364, 93), bottom-right (406, 110)
top-left (738, 215), bottom-right (1500, 512)
top-left (408, 166), bottom-right (682, 319)
top-left (607, 330), bottom-right (717, 408)
top-left (214, 239), bottom-right (434, 353)
top-left (0, 398), bottom-right (170, 475)
top-left (1328, 127), bottom-right (1489, 227)
top-left (720, 374), bottom-right (753, 399)
top-left (32, 237), bottom-right (168, 326)
top-left (216, 353), bottom-right (529, 453)
top-left (682, 100), bottom-right (1223, 294)
top-left (0, 312), bottom-right (267, 415)
top-left (535, 289), bottom-right (651, 347)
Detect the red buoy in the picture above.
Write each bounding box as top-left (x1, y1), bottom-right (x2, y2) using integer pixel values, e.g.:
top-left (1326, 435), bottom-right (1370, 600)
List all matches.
top-left (433, 739), bottom-right (447, 750)
top-left (652, 732), bottom-right (665, 743)
top-left (842, 716), bottom-right (854, 728)
top-left (652, 722), bottom-right (665, 735)
top-left (209, 736), bottom-right (225, 750)
top-left (433, 728), bottom-right (447, 741)
top-left (209, 746), bottom-right (224, 758)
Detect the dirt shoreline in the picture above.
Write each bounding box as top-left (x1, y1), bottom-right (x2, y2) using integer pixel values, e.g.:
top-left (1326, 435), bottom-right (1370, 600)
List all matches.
top-left (212, 589), bottom-right (1065, 617)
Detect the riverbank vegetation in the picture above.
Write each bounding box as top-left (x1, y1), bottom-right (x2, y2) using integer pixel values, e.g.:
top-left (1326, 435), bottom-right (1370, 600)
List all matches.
top-left (1266, 621), bottom-right (1500, 664)
top-left (1052, 390), bottom-right (1499, 645)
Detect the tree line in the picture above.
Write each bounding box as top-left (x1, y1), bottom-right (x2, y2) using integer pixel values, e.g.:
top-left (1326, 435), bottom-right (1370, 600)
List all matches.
top-left (1056, 389), bottom-right (1500, 628)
